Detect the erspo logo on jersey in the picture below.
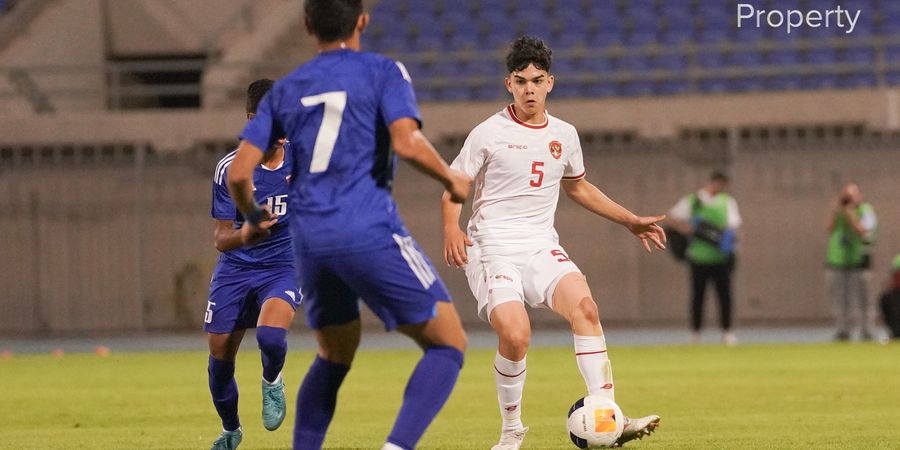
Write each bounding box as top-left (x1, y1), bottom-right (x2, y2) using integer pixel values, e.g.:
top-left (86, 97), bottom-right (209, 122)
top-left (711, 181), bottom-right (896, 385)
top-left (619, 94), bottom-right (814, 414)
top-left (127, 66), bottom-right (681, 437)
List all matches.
top-left (508, 144), bottom-right (528, 150)
top-left (549, 140), bottom-right (562, 159)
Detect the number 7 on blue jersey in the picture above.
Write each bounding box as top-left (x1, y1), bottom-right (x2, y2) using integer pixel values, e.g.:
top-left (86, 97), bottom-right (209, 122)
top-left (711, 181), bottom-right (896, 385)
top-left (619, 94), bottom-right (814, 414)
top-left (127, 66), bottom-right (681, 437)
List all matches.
top-left (301, 91), bottom-right (347, 173)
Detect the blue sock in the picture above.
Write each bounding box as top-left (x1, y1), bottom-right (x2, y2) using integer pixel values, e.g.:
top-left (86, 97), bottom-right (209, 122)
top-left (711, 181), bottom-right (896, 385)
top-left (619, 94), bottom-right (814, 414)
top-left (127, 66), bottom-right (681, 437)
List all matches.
top-left (294, 356), bottom-right (350, 450)
top-left (256, 326), bottom-right (287, 383)
top-left (386, 345), bottom-right (464, 450)
top-left (208, 355), bottom-right (240, 431)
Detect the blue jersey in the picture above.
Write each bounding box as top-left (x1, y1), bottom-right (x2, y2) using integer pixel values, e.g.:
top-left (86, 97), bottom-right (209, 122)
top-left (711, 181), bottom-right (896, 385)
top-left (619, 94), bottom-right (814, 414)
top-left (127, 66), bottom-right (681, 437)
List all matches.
top-left (211, 147), bottom-right (294, 268)
top-left (240, 49), bottom-right (420, 254)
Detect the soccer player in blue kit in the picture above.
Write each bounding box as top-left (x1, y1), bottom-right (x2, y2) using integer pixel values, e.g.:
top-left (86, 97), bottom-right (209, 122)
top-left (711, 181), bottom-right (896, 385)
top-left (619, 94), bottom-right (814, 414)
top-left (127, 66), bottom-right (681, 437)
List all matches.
top-left (226, 1), bottom-right (472, 450)
top-left (206, 79), bottom-right (300, 450)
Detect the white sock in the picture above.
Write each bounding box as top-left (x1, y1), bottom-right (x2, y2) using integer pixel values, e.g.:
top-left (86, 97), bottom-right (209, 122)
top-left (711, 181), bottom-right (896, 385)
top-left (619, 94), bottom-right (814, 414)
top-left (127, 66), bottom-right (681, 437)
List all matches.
top-left (263, 372), bottom-right (282, 385)
top-left (574, 334), bottom-right (615, 400)
top-left (381, 443), bottom-right (404, 450)
top-left (494, 352), bottom-right (526, 432)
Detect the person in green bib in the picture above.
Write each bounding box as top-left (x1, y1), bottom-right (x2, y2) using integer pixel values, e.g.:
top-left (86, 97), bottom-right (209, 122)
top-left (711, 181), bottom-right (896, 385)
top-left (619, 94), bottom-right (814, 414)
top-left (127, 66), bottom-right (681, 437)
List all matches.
top-left (668, 171), bottom-right (742, 346)
top-left (826, 182), bottom-right (878, 341)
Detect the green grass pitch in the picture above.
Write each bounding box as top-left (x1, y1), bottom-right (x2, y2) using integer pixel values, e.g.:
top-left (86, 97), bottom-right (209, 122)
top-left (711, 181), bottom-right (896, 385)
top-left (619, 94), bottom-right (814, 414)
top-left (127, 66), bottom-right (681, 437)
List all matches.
top-left (2, 342), bottom-right (900, 449)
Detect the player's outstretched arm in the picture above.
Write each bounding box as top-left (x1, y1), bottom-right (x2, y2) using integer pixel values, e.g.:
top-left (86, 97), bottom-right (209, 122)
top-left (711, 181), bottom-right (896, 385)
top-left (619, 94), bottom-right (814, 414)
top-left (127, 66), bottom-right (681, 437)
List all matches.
top-left (227, 140), bottom-right (277, 245)
top-left (562, 178), bottom-right (667, 253)
top-left (389, 118), bottom-right (472, 203)
top-left (441, 191), bottom-right (472, 267)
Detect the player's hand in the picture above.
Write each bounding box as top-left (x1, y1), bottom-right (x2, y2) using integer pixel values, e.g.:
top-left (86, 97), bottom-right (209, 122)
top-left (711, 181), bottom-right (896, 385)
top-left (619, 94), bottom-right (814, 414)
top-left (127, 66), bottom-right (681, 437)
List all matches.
top-left (446, 169), bottom-right (472, 204)
top-left (626, 214), bottom-right (667, 253)
top-left (240, 208), bottom-right (277, 246)
top-left (443, 226), bottom-right (472, 268)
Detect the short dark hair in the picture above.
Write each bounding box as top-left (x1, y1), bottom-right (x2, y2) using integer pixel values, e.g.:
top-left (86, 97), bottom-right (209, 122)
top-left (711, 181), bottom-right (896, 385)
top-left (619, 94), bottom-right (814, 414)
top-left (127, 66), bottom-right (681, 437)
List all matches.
top-left (246, 78), bottom-right (275, 114)
top-left (506, 36), bottom-right (552, 73)
top-left (304, 0), bottom-right (363, 43)
top-left (710, 170), bottom-right (729, 183)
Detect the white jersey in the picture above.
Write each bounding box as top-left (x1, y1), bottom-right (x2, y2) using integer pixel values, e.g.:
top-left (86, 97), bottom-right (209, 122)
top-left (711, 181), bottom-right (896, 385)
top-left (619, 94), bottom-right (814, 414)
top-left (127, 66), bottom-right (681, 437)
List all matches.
top-left (451, 105), bottom-right (585, 243)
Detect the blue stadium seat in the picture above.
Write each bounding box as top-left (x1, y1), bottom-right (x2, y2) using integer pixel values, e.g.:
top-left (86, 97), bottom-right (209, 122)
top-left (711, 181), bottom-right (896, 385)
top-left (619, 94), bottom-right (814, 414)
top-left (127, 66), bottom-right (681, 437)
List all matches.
top-left (441, 87), bottom-right (473, 102)
top-left (656, 80), bottom-right (691, 96)
top-left (416, 87), bottom-right (439, 102)
top-left (766, 50), bottom-right (800, 66)
top-left (804, 49), bottom-right (837, 65)
top-left (885, 46), bottom-right (900, 62)
top-left (841, 48), bottom-right (875, 65)
top-left (696, 52), bottom-right (725, 69)
top-left (729, 77), bottom-right (765, 92)
top-left (696, 26), bottom-right (729, 44)
top-left (475, 84), bottom-right (505, 101)
top-left (838, 73), bottom-right (877, 88)
top-left (621, 81), bottom-right (655, 96)
top-left (582, 56), bottom-right (614, 73)
top-left (552, 83), bottom-right (583, 98)
top-left (623, 30), bottom-right (658, 48)
top-left (802, 75), bottom-right (838, 90)
top-left (617, 55), bottom-right (651, 71)
top-left (556, 31), bottom-right (586, 48)
top-left (733, 25), bottom-right (767, 43)
top-left (654, 54), bottom-right (688, 71)
top-left (583, 82), bottom-right (619, 97)
top-left (885, 72), bottom-right (900, 86)
top-left (553, 57), bottom-right (581, 77)
top-left (659, 28), bottom-right (693, 45)
top-left (698, 78), bottom-right (728, 93)
top-left (727, 51), bottom-right (763, 68)
top-left (446, 33), bottom-right (478, 51)
top-left (588, 29), bottom-right (622, 47)
top-left (767, 75), bottom-right (803, 91)
top-left (415, 34), bottom-right (444, 52)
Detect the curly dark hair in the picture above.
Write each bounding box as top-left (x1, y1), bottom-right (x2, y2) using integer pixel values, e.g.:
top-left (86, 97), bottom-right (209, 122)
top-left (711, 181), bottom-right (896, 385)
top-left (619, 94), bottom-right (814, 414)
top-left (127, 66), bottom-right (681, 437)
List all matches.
top-left (506, 36), bottom-right (552, 73)
top-left (246, 78), bottom-right (274, 114)
top-left (304, 0), bottom-right (363, 43)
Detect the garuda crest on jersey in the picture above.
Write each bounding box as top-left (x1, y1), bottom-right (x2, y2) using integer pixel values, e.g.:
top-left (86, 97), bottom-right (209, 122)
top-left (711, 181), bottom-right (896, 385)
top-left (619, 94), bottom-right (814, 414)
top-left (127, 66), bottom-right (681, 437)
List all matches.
top-left (548, 140), bottom-right (562, 159)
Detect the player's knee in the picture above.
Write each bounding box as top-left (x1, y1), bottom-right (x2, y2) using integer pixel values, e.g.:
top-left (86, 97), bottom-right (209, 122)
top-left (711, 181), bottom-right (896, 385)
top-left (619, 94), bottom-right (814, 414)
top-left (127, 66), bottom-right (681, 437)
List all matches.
top-left (574, 297), bottom-right (600, 324)
top-left (256, 326), bottom-right (287, 354)
top-left (500, 328), bottom-right (531, 356)
top-left (318, 344), bottom-right (357, 366)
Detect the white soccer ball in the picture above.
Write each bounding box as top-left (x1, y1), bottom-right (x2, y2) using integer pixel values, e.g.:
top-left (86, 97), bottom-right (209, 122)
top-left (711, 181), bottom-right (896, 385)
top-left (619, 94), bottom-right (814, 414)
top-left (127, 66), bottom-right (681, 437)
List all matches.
top-left (566, 395), bottom-right (625, 448)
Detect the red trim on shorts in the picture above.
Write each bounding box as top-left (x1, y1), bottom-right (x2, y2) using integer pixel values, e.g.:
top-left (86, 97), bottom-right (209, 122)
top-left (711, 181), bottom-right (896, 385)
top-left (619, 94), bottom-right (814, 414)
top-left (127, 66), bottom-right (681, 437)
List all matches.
top-left (494, 365), bottom-right (527, 378)
top-left (506, 104), bottom-right (548, 129)
top-left (575, 350), bottom-right (607, 356)
top-left (562, 172), bottom-right (586, 180)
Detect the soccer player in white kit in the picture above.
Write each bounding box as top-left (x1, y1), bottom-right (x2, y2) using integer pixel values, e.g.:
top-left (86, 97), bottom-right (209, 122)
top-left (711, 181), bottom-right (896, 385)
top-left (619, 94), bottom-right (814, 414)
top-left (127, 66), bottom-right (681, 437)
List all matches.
top-left (441, 37), bottom-right (665, 450)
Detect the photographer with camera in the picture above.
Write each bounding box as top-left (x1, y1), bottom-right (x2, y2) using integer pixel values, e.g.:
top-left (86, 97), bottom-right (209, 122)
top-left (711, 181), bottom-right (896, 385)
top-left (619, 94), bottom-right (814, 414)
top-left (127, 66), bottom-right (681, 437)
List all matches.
top-left (826, 182), bottom-right (878, 341)
top-left (668, 171), bottom-right (742, 346)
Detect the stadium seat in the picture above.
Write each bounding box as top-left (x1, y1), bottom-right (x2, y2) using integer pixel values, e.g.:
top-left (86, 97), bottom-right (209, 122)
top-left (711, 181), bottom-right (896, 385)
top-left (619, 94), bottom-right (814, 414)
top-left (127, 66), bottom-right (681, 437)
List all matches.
top-left (621, 81), bottom-right (655, 96)
top-left (583, 82), bottom-right (619, 97)
top-left (727, 51), bottom-right (763, 68)
top-left (654, 54), bottom-right (688, 71)
top-left (802, 75), bottom-right (838, 90)
top-left (552, 83), bottom-right (583, 98)
top-left (729, 77), bottom-right (766, 92)
top-left (698, 78), bottom-right (728, 93)
top-left (766, 50), bottom-right (801, 66)
top-left (617, 54), bottom-right (651, 72)
top-left (696, 51), bottom-right (725, 69)
top-left (656, 79), bottom-right (691, 96)
top-left (840, 48), bottom-right (875, 66)
top-left (767, 75), bottom-right (804, 91)
top-left (885, 72), bottom-right (900, 86)
top-left (838, 73), bottom-right (877, 88)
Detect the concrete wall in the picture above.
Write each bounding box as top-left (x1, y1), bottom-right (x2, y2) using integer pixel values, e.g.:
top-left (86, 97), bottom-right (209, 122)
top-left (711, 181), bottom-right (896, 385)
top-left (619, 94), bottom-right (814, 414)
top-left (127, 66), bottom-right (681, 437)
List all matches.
top-left (2, 88), bottom-right (899, 149)
top-left (0, 0), bottom-right (106, 112)
top-left (1, 142), bottom-right (896, 334)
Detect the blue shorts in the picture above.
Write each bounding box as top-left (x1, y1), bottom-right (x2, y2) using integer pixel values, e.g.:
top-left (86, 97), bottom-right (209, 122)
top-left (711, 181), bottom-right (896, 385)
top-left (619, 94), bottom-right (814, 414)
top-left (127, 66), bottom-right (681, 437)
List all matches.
top-left (301, 233), bottom-right (451, 331)
top-left (204, 263), bottom-right (301, 333)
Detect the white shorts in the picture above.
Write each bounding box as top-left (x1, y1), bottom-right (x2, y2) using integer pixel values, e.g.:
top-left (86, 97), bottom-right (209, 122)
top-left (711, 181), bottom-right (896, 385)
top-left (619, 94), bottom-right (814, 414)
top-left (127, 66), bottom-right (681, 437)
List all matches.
top-left (465, 239), bottom-right (582, 322)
